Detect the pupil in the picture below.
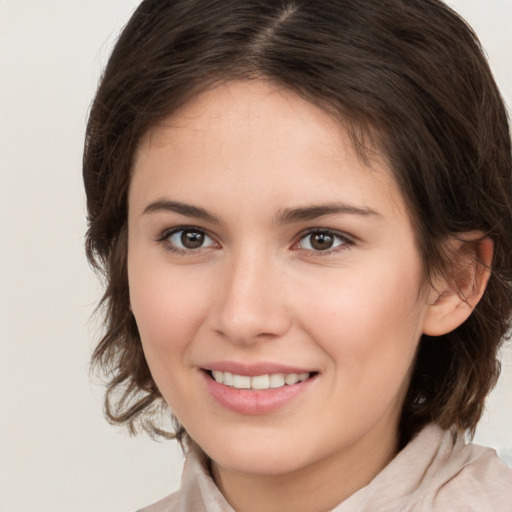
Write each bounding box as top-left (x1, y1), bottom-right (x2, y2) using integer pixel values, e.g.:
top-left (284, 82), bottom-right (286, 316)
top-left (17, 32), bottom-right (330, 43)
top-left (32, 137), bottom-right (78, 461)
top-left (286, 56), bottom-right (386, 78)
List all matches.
top-left (311, 232), bottom-right (333, 251)
top-left (181, 230), bottom-right (204, 249)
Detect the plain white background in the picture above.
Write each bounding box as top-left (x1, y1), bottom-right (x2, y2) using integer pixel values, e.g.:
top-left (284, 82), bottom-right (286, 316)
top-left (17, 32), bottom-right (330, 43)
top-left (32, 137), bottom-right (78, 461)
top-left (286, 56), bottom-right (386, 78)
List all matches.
top-left (0, 1), bottom-right (511, 511)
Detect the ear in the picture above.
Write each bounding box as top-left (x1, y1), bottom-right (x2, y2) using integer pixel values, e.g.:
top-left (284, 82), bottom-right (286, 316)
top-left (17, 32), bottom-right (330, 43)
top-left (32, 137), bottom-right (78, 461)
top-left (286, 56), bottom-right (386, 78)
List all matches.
top-left (422, 234), bottom-right (493, 336)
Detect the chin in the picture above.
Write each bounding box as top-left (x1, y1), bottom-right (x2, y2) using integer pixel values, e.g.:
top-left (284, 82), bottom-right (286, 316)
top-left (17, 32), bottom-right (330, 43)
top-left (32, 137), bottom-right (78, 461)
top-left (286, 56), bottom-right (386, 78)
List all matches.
top-left (216, 452), bottom-right (310, 477)
top-left (196, 431), bottom-right (322, 477)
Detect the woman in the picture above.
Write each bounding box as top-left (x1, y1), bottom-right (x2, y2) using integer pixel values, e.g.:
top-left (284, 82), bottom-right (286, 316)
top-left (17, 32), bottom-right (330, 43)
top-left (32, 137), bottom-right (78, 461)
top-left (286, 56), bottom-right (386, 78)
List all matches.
top-left (83, 0), bottom-right (512, 510)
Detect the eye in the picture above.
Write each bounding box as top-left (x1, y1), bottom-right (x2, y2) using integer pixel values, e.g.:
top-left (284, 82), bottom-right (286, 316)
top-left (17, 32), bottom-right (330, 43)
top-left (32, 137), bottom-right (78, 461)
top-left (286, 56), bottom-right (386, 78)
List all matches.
top-left (296, 229), bottom-right (351, 252)
top-left (163, 227), bottom-right (218, 252)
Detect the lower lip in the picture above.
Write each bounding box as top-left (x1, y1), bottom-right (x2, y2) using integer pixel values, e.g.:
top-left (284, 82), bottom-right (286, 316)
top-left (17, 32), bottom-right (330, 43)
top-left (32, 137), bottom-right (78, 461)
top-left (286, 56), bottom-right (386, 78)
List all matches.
top-left (202, 371), bottom-right (317, 415)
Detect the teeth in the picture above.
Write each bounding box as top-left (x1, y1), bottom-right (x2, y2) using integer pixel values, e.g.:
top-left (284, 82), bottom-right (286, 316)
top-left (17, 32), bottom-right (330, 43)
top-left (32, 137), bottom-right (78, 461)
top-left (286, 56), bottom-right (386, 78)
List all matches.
top-left (251, 374), bottom-right (270, 390)
top-left (269, 373), bottom-right (285, 388)
top-left (211, 371), bottom-right (310, 390)
top-left (233, 375), bottom-right (251, 389)
top-left (285, 374), bottom-right (299, 385)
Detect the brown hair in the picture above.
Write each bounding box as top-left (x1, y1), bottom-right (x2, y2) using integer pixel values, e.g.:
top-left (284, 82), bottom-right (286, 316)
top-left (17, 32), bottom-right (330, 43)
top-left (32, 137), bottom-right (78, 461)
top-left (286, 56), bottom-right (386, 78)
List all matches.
top-left (84, 0), bottom-right (512, 444)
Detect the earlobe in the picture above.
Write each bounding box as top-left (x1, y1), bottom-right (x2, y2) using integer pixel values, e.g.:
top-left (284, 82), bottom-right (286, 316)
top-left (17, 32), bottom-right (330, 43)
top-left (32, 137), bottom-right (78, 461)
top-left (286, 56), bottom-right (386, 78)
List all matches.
top-left (422, 234), bottom-right (493, 337)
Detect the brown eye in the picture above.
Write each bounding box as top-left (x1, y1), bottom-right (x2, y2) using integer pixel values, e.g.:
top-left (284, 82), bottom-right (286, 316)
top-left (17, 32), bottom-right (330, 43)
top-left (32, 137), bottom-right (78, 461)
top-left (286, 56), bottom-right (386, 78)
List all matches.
top-left (181, 230), bottom-right (204, 249)
top-left (167, 228), bottom-right (216, 251)
top-left (310, 232), bottom-right (334, 250)
top-left (297, 230), bottom-right (349, 252)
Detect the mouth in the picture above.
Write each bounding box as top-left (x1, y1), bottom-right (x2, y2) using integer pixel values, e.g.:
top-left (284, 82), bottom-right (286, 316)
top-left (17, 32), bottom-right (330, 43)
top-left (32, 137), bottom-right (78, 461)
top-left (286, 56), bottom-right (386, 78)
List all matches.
top-left (204, 369), bottom-right (317, 390)
top-left (202, 365), bottom-right (318, 414)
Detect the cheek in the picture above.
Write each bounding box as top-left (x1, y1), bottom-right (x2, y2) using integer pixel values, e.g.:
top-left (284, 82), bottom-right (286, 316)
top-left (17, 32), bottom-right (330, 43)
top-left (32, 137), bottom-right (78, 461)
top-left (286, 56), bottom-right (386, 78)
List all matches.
top-left (127, 254), bottom-right (208, 362)
top-left (127, 260), bottom-right (213, 416)
top-left (296, 256), bottom-right (426, 385)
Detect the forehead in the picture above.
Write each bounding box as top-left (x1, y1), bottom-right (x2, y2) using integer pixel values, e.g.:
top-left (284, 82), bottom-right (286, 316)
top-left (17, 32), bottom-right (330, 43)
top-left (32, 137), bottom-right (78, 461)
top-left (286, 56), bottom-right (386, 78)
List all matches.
top-left (131, 80), bottom-right (407, 222)
top-left (139, 80), bottom-right (384, 164)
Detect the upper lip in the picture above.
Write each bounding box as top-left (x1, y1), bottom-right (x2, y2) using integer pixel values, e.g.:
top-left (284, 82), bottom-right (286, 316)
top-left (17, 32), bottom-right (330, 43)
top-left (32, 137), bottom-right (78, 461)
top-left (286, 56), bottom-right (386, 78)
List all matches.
top-left (202, 362), bottom-right (315, 376)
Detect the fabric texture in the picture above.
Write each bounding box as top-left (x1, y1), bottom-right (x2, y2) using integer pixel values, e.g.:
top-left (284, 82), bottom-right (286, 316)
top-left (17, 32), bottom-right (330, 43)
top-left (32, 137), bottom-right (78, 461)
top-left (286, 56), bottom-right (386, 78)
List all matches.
top-left (138, 424), bottom-right (512, 512)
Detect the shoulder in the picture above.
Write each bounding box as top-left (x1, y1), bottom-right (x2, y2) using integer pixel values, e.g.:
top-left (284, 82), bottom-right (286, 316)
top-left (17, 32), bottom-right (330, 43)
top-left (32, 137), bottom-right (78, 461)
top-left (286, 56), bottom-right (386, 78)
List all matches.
top-left (339, 424), bottom-right (512, 512)
top-left (433, 439), bottom-right (512, 512)
top-left (136, 491), bottom-right (181, 512)
top-left (406, 425), bottom-right (512, 511)
top-left (135, 446), bottom-right (233, 512)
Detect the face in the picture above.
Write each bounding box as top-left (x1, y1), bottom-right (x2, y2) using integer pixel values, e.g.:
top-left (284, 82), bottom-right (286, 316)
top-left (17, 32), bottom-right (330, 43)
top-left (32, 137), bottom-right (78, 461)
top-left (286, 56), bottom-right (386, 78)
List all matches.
top-left (128, 81), bottom-right (436, 480)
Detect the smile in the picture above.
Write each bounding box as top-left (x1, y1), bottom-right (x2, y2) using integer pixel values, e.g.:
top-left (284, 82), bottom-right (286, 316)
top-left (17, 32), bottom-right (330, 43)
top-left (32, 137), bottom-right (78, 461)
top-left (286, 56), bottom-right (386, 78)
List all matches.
top-left (203, 368), bottom-right (318, 414)
top-left (210, 371), bottom-right (311, 390)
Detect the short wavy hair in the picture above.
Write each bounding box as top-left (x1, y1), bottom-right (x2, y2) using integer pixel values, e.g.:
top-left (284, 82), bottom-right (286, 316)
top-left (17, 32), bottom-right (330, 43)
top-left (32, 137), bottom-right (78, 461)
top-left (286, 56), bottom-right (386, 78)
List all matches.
top-left (84, 0), bottom-right (512, 444)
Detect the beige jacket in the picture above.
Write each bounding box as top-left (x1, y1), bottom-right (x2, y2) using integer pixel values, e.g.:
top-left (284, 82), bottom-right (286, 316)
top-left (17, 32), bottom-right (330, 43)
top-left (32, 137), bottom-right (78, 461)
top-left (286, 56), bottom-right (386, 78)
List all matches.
top-left (139, 424), bottom-right (512, 512)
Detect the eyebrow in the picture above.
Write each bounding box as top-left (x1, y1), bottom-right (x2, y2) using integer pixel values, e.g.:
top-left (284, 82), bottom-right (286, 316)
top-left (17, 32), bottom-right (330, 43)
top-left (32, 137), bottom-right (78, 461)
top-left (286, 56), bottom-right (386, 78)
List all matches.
top-left (275, 203), bottom-right (382, 224)
top-left (142, 200), bottom-right (221, 223)
top-left (142, 199), bottom-right (381, 224)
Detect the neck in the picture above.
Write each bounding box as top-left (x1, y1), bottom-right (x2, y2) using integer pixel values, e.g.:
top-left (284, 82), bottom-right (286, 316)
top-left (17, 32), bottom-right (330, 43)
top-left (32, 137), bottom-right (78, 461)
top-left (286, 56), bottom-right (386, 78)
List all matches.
top-left (211, 422), bottom-right (400, 512)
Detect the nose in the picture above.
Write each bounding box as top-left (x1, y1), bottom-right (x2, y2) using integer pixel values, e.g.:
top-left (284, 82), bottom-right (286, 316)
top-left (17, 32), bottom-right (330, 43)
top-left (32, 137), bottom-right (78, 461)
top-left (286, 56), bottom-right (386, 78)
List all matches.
top-left (211, 248), bottom-right (292, 345)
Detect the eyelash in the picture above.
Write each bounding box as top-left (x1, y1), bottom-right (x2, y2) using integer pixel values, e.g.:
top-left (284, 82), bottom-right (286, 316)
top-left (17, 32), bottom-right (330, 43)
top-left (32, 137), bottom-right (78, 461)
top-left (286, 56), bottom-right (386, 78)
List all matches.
top-left (293, 228), bottom-right (354, 254)
top-left (158, 226), bottom-right (218, 255)
top-left (157, 226), bottom-right (354, 255)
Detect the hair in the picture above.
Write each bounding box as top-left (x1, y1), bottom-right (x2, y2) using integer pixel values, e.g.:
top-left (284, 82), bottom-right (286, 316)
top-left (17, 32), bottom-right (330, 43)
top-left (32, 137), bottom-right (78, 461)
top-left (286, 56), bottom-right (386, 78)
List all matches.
top-left (84, 0), bottom-right (512, 445)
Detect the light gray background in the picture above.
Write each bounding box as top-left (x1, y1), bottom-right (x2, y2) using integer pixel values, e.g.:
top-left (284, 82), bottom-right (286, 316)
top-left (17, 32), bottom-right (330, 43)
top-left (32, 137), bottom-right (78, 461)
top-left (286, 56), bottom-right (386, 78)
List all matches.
top-left (0, 1), bottom-right (511, 511)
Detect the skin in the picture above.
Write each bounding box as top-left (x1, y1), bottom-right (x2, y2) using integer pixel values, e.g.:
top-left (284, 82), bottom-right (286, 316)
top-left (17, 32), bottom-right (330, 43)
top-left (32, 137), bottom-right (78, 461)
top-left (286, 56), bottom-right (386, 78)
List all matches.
top-left (127, 80), bottom-right (481, 512)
